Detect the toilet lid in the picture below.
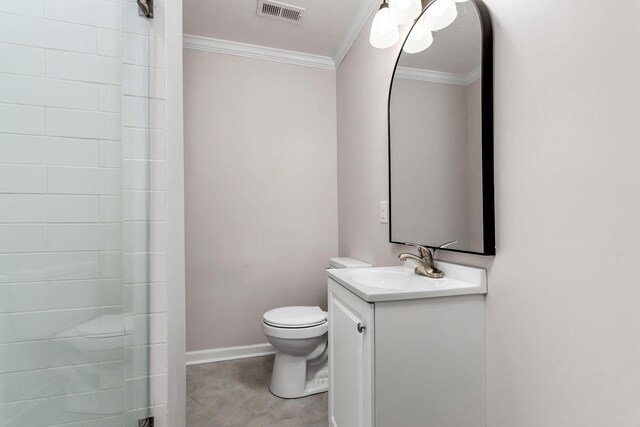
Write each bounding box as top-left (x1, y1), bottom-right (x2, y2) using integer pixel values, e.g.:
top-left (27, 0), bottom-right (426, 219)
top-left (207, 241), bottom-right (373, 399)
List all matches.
top-left (263, 306), bottom-right (327, 328)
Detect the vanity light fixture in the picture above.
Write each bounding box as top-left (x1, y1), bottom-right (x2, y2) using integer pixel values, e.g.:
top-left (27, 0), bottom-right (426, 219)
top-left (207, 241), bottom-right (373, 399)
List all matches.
top-left (389, 0), bottom-right (422, 25)
top-left (370, 0), bottom-right (463, 50)
top-left (369, 0), bottom-right (400, 49)
top-left (422, 0), bottom-right (457, 31)
top-left (403, 16), bottom-right (433, 53)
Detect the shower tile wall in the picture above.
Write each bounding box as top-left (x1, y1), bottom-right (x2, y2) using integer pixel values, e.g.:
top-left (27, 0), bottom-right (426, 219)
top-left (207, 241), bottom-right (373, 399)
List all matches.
top-left (0, 0), bottom-right (168, 426)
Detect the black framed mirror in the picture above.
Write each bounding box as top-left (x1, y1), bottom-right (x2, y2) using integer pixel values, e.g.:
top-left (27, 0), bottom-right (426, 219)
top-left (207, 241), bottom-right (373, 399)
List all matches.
top-left (388, 0), bottom-right (494, 255)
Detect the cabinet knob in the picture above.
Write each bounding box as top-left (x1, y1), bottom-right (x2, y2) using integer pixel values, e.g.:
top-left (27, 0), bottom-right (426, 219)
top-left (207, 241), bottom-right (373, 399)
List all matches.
top-left (357, 323), bottom-right (365, 333)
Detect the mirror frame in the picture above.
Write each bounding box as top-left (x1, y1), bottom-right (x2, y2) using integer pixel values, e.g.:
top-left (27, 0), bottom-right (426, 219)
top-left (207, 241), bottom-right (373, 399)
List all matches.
top-left (387, 0), bottom-right (495, 256)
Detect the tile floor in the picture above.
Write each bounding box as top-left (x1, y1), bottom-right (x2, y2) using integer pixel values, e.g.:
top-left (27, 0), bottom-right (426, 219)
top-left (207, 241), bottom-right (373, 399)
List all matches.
top-left (186, 355), bottom-right (328, 427)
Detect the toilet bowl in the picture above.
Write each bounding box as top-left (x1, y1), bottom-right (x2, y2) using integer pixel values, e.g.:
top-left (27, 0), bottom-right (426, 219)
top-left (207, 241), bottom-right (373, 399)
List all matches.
top-left (263, 306), bottom-right (329, 398)
top-left (263, 257), bottom-right (372, 399)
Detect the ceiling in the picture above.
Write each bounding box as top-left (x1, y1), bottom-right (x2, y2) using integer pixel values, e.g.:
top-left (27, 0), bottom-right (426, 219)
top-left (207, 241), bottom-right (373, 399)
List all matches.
top-left (183, 0), bottom-right (367, 59)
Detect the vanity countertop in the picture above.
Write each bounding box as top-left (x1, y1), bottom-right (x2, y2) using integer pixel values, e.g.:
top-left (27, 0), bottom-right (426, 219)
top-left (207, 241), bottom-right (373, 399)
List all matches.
top-left (327, 261), bottom-right (487, 302)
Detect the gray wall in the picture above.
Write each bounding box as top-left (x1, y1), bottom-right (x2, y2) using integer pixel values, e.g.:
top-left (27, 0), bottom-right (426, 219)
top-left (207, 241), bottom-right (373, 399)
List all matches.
top-left (337, 1), bottom-right (640, 425)
top-left (184, 49), bottom-right (338, 351)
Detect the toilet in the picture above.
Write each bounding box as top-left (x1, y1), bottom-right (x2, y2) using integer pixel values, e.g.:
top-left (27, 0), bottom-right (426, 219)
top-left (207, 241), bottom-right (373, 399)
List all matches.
top-left (263, 257), bottom-right (372, 399)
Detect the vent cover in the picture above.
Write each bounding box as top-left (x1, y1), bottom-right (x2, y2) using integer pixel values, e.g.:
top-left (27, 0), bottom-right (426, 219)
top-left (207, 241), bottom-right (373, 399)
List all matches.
top-left (256, 0), bottom-right (304, 24)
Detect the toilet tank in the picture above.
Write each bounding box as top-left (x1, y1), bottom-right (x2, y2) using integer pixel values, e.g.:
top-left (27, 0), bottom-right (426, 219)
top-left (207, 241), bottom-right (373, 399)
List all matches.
top-left (329, 257), bottom-right (372, 269)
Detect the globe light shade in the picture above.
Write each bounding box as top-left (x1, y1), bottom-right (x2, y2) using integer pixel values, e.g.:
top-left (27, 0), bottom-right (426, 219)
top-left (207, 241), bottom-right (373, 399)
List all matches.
top-left (369, 5), bottom-right (400, 49)
top-left (423, 0), bottom-right (458, 31)
top-left (403, 19), bottom-right (433, 53)
top-left (389, 0), bottom-right (422, 25)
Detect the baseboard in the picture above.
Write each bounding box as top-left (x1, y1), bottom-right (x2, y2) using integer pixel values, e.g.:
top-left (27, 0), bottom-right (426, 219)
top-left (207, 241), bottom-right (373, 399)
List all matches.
top-left (186, 343), bottom-right (276, 365)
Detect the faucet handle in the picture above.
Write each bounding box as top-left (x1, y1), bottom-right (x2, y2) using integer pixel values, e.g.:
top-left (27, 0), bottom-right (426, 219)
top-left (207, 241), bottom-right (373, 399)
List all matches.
top-left (438, 240), bottom-right (458, 249)
top-left (404, 242), bottom-right (433, 259)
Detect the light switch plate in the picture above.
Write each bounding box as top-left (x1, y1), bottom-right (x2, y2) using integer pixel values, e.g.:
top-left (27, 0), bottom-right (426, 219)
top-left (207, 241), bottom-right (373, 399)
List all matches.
top-left (380, 201), bottom-right (388, 224)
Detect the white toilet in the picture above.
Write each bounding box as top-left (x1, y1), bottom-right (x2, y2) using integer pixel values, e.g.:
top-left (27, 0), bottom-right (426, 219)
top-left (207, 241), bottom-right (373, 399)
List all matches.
top-left (263, 257), bottom-right (372, 399)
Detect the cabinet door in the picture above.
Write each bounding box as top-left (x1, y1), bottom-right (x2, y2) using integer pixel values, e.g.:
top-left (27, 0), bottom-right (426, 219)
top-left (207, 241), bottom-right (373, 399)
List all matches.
top-left (328, 280), bottom-right (374, 427)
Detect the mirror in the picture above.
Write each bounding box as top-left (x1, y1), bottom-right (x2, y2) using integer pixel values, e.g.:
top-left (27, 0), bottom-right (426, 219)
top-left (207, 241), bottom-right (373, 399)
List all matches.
top-left (388, 0), bottom-right (494, 255)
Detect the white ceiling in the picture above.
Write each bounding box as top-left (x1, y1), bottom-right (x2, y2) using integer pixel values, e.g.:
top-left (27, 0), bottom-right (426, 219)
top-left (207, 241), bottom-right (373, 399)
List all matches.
top-left (183, 0), bottom-right (367, 58)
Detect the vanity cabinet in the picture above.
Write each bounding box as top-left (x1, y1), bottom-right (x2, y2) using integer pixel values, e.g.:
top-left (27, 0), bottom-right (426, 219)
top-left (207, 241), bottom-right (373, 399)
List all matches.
top-left (328, 278), bottom-right (486, 427)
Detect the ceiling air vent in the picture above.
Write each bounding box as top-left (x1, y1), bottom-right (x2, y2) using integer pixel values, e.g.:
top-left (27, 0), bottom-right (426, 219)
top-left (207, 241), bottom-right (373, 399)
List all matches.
top-left (256, 0), bottom-right (305, 24)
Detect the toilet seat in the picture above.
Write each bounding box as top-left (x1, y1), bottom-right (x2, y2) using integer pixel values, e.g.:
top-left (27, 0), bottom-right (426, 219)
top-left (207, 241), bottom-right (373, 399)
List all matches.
top-left (263, 306), bottom-right (327, 328)
top-left (263, 321), bottom-right (328, 340)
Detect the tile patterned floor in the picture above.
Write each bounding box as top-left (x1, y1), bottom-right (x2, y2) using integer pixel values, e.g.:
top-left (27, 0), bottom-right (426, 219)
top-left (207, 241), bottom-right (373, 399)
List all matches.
top-left (186, 355), bottom-right (328, 427)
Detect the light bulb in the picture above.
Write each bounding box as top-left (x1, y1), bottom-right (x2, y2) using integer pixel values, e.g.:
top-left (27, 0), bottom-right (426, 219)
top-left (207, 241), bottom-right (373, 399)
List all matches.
top-left (370, 4), bottom-right (400, 49)
top-left (403, 18), bottom-right (433, 53)
top-left (423, 0), bottom-right (457, 31)
top-left (389, 0), bottom-right (422, 25)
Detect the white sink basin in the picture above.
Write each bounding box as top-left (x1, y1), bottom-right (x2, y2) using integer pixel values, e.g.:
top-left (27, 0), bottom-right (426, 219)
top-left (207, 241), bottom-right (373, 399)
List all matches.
top-left (328, 263), bottom-right (487, 302)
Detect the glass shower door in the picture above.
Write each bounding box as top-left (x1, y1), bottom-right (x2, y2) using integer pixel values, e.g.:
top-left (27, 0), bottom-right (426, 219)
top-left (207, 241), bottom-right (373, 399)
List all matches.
top-left (0, 1), bottom-right (160, 425)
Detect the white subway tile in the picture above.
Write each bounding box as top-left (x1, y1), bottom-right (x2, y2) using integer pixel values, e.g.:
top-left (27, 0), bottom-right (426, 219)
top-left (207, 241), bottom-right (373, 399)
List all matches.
top-left (50, 336), bottom-right (124, 367)
top-left (99, 196), bottom-right (122, 222)
top-left (0, 308), bottom-right (99, 344)
top-left (123, 65), bottom-right (165, 99)
top-left (0, 165), bottom-right (47, 193)
top-left (0, 282), bottom-right (48, 313)
top-left (149, 313), bottom-right (166, 344)
top-left (50, 415), bottom-right (125, 427)
top-left (0, 74), bottom-right (98, 110)
top-left (122, 2), bottom-right (164, 37)
top-left (122, 96), bottom-right (164, 129)
top-left (123, 160), bottom-right (166, 191)
top-left (97, 29), bottom-right (121, 57)
top-left (123, 190), bottom-right (165, 221)
top-left (48, 223), bottom-right (122, 251)
top-left (100, 140), bottom-right (122, 167)
top-left (122, 33), bottom-right (164, 68)
top-left (45, 0), bottom-right (120, 29)
top-left (124, 376), bottom-right (147, 410)
top-left (46, 109), bottom-right (121, 140)
top-left (98, 85), bottom-right (122, 113)
top-left (0, 134), bottom-right (99, 167)
top-left (123, 128), bottom-right (165, 160)
top-left (47, 195), bottom-right (101, 222)
top-left (0, 399), bottom-right (49, 427)
top-left (99, 251), bottom-right (122, 279)
top-left (0, 368), bottom-right (56, 403)
top-left (0, 43), bottom-right (45, 76)
top-left (124, 283), bottom-right (166, 314)
top-left (46, 50), bottom-right (121, 85)
top-left (48, 166), bottom-right (122, 195)
top-left (0, 0), bottom-right (44, 17)
top-left (0, 14), bottom-right (96, 53)
top-left (0, 225), bottom-right (48, 253)
top-left (149, 343), bottom-right (167, 375)
top-left (57, 191), bottom-right (86, 220)
top-left (123, 222), bottom-right (165, 253)
top-left (0, 103), bottom-right (44, 135)
top-left (124, 252), bottom-right (165, 284)
top-left (49, 278), bottom-right (123, 309)
top-left (0, 252), bottom-right (100, 283)
top-left (48, 388), bottom-right (124, 424)
top-left (0, 341), bottom-right (49, 373)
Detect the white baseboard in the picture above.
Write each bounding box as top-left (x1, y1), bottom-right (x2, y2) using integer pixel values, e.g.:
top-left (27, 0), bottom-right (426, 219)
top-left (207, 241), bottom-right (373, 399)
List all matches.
top-left (186, 343), bottom-right (276, 365)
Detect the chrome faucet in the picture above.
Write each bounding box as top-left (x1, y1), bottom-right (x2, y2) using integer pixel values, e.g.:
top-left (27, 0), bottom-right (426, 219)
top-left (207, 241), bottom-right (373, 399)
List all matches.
top-left (398, 241), bottom-right (458, 279)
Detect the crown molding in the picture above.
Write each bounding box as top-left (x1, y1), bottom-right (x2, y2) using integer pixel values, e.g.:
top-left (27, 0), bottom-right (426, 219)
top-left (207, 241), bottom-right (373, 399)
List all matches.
top-left (395, 66), bottom-right (481, 86)
top-left (333, 0), bottom-right (379, 67)
top-left (183, 34), bottom-right (336, 70)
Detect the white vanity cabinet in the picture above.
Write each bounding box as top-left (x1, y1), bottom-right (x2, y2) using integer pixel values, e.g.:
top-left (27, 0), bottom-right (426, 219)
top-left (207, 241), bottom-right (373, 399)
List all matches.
top-left (328, 280), bottom-right (374, 427)
top-left (328, 264), bottom-right (487, 427)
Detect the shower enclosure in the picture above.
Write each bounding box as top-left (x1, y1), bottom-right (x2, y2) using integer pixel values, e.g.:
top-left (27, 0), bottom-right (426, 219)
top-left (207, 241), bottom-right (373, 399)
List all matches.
top-left (0, 0), bottom-right (166, 425)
